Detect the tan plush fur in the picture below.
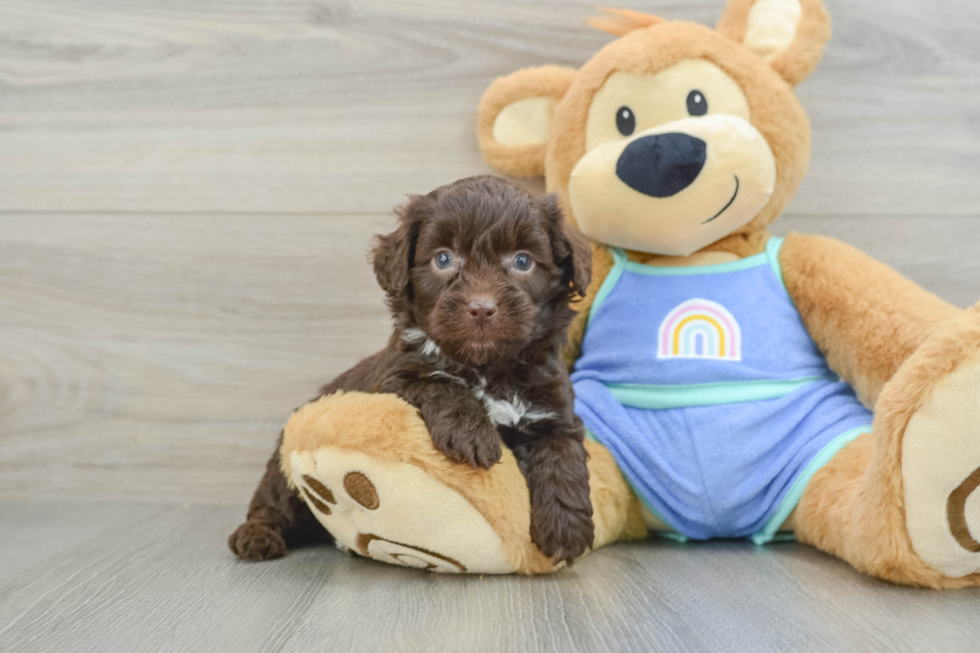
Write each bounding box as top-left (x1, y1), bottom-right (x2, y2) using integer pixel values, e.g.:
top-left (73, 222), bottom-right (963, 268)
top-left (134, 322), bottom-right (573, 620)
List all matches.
top-left (716, 0), bottom-right (831, 85)
top-left (714, 0), bottom-right (754, 43)
top-left (780, 233), bottom-right (962, 407)
top-left (477, 66), bottom-right (577, 177)
top-left (282, 391), bottom-right (644, 574)
top-left (630, 230), bottom-right (770, 263)
top-left (767, 0), bottom-right (831, 85)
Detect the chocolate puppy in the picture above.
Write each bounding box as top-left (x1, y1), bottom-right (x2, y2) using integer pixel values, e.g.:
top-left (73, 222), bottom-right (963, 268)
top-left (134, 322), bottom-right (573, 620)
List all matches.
top-left (229, 175), bottom-right (594, 565)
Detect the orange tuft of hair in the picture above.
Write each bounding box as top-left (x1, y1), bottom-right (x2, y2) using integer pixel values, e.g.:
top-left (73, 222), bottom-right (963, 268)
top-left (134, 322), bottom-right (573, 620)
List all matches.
top-left (586, 7), bottom-right (665, 37)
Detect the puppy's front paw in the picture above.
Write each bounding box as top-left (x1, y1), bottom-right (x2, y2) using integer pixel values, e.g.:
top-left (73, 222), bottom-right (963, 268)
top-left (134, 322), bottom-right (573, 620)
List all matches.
top-left (530, 503), bottom-right (595, 567)
top-left (228, 521), bottom-right (287, 561)
top-left (428, 417), bottom-right (501, 469)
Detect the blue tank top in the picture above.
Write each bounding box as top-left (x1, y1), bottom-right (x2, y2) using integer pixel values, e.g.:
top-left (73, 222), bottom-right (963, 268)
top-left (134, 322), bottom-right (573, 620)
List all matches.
top-left (572, 237), bottom-right (837, 407)
top-left (570, 237), bottom-right (873, 541)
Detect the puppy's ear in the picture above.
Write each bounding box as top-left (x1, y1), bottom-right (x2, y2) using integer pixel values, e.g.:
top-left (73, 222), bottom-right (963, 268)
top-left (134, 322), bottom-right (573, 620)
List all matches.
top-left (542, 194), bottom-right (592, 299)
top-left (372, 195), bottom-right (427, 300)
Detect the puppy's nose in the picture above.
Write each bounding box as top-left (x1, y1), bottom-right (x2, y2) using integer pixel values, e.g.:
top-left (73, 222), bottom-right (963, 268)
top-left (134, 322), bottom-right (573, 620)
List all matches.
top-left (467, 298), bottom-right (498, 323)
top-left (616, 132), bottom-right (707, 198)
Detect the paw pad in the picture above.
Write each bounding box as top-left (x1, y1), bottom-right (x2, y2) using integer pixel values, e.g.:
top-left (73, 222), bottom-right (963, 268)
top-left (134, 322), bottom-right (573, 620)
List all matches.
top-left (343, 471), bottom-right (379, 510)
top-left (301, 474), bottom-right (337, 515)
top-left (947, 466), bottom-right (980, 553)
top-left (356, 534), bottom-right (467, 572)
top-left (289, 446), bottom-right (515, 574)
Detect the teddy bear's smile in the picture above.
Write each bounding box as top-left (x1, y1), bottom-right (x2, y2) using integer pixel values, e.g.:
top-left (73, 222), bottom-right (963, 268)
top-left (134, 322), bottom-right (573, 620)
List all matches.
top-left (702, 175), bottom-right (739, 225)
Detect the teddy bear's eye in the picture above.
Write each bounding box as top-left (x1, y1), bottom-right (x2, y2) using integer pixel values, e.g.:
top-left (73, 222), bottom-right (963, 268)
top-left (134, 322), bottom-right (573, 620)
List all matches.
top-left (616, 106), bottom-right (635, 136)
top-left (686, 90), bottom-right (708, 116)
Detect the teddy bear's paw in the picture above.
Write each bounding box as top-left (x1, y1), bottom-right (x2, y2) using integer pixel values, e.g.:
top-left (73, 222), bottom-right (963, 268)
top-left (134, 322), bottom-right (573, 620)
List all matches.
top-left (288, 446), bottom-right (517, 574)
top-left (902, 350), bottom-right (980, 578)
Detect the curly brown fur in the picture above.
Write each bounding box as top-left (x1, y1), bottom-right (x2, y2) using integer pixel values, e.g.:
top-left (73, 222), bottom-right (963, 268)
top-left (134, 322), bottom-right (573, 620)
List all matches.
top-left (230, 176), bottom-right (594, 565)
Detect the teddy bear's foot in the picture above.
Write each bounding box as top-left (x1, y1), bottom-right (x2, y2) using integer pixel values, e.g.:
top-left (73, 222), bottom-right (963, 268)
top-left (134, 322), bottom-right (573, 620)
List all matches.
top-left (796, 308), bottom-right (980, 587)
top-left (287, 445), bottom-right (515, 573)
top-left (866, 307), bottom-right (980, 586)
top-left (281, 391), bottom-right (647, 574)
top-left (279, 391), bottom-right (570, 574)
top-left (902, 327), bottom-right (980, 579)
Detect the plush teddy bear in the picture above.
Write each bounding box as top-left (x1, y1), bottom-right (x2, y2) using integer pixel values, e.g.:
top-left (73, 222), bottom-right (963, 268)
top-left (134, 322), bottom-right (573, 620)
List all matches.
top-left (280, 0), bottom-right (980, 588)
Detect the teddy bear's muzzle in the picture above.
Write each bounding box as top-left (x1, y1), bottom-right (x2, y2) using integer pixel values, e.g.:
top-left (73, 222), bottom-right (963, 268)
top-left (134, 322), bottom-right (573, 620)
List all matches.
top-left (568, 114), bottom-right (777, 256)
top-left (615, 132), bottom-right (707, 198)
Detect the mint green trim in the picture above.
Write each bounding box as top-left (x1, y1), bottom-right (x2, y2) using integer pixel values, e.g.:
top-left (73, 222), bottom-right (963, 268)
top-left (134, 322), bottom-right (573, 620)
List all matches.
top-left (765, 532), bottom-right (798, 543)
top-left (606, 376), bottom-right (832, 410)
top-left (765, 236), bottom-right (786, 291)
top-left (585, 428), bottom-right (689, 543)
top-left (655, 530), bottom-right (690, 543)
top-left (623, 251), bottom-right (769, 276)
top-left (587, 247), bottom-right (628, 326)
top-left (646, 501), bottom-right (690, 543)
top-left (751, 424), bottom-right (873, 545)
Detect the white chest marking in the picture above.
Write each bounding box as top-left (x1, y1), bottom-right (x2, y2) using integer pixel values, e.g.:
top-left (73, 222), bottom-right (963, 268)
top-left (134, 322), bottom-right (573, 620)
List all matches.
top-left (472, 378), bottom-right (556, 428)
top-left (402, 327), bottom-right (442, 358)
top-left (406, 328), bottom-right (556, 428)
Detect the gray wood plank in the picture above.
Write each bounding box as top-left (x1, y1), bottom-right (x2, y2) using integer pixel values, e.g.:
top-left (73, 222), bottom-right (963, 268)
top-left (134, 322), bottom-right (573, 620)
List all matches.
top-left (0, 0), bottom-right (978, 215)
top-left (775, 215), bottom-right (980, 310)
top-left (0, 501), bottom-right (977, 653)
top-left (0, 214), bottom-right (394, 503)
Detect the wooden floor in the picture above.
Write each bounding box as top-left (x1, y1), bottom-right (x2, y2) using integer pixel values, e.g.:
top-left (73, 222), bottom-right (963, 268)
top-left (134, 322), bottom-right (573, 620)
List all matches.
top-left (1, 0), bottom-right (978, 651)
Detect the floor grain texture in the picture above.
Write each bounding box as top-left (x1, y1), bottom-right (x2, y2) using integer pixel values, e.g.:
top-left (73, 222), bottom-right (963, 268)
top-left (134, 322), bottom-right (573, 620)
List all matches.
top-left (1, 0), bottom-right (979, 650)
top-left (2, 501), bottom-right (979, 653)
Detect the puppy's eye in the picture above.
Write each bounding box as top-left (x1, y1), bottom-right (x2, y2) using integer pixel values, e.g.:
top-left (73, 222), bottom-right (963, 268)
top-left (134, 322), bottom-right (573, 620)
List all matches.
top-left (686, 90), bottom-right (707, 116)
top-left (616, 106), bottom-right (635, 136)
top-left (433, 251), bottom-right (454, 270)
top-left (512, 253), bottom-right (533, 272)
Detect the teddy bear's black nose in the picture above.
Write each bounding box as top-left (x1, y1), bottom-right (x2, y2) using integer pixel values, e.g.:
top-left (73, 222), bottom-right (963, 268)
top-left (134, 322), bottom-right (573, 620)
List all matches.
top-left (616, 133), bottom-right (707, 198)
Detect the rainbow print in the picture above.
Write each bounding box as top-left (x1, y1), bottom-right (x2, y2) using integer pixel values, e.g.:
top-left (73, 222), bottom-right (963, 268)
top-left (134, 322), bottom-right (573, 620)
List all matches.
top-left (657, 299), bottom-right (742, 361)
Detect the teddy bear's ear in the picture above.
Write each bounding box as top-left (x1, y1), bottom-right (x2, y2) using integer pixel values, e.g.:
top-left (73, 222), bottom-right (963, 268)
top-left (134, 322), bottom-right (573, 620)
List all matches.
top-left (716, 0), bottom-right (831, 86)
top-left (477, 66), bottom-right (577, 177)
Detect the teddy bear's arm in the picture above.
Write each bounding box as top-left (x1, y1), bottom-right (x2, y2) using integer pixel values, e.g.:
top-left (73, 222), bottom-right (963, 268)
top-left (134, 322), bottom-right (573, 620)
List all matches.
top-left (779, 232), bottom-right (962, 407)
top-left (563, 243), bottom-right (615, 370)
